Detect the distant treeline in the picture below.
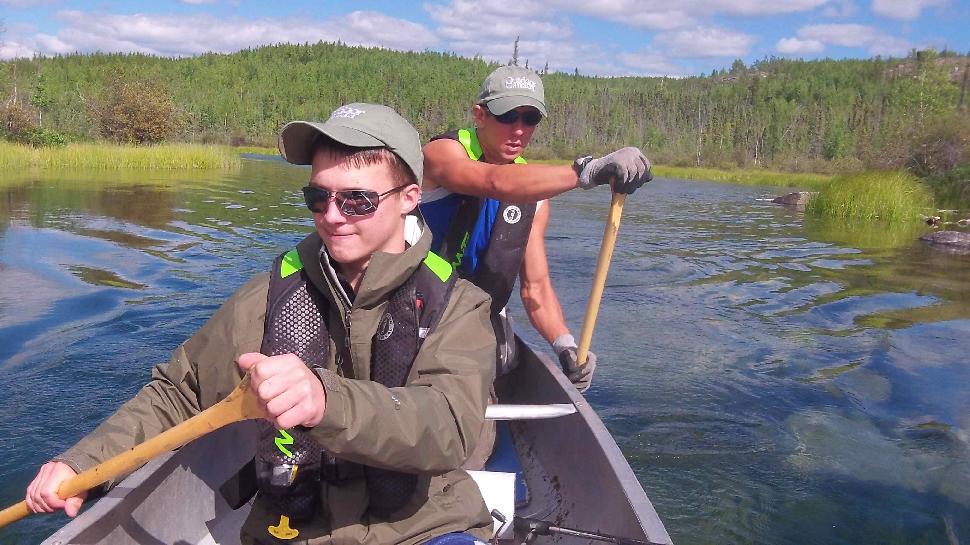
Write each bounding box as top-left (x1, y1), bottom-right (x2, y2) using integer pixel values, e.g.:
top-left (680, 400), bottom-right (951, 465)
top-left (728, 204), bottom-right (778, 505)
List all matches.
top-left (1, 42), bottom-right (967, 177)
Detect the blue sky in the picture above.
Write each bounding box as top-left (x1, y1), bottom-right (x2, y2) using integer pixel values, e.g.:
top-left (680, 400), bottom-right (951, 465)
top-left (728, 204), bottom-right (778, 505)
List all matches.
top-left (0, 0), bottom-right (967, 76)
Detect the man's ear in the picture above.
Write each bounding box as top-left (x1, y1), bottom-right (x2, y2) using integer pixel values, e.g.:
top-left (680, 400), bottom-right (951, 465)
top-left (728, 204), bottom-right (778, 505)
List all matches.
top-left (472, 104), bottom-right (487, 128)
top-left (399, 183), bottom-right (421, 215)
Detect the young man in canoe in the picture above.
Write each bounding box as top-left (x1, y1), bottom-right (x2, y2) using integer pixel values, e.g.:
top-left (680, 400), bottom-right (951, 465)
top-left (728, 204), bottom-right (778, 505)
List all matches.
top-left (421, 65), bottom-right (653, 393)
top-left (25, 103), bottom-right (497, 545)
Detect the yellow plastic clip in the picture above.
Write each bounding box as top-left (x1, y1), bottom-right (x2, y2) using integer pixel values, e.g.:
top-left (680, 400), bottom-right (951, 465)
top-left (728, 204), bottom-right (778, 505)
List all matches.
top-left (268, 514), bottom-right (300, 540)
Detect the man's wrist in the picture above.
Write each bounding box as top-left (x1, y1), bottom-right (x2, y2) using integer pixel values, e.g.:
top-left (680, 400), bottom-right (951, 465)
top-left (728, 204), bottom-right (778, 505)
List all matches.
top-left (572, 156), bottom-right (592, 187)
top-left (552, 333), bottom-right (577, 354)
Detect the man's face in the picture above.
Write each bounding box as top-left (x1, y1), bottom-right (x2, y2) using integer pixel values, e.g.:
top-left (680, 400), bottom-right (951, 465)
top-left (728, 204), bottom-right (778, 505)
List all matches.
top-left (308, 149), bottom-right (419, 275)
top-left (473, 105), bottom-right (540, 164)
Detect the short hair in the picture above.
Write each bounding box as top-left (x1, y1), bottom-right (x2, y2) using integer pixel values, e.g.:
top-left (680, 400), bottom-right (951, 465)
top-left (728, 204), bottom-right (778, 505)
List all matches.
top-left (310, 135), bottom-right (417, 187)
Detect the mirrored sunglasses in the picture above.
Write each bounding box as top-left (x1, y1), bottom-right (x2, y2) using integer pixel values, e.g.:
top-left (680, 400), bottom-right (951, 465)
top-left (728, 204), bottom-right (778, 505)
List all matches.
top-left (491, 109), bottom-right (543, 126)
top-left (302, 184), bottom-right (409, 216)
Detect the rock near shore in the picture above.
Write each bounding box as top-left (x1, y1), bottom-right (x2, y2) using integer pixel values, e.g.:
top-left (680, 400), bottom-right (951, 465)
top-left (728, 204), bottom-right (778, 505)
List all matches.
top-left (772, 191), bottom-right (817, 207)
top-left (919, 231), bottom-right (970, 254)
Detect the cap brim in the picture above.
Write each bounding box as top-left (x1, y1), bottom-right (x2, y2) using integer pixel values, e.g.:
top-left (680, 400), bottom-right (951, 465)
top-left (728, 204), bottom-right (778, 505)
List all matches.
top-left (485, 96), bottom-right (548, 117)
top-left (278, 121), bottom-right (385, 165)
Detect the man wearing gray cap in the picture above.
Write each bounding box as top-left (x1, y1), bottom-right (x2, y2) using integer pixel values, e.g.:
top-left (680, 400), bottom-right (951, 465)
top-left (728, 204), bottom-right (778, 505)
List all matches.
top-left (25, 103), bottom-right (497, 545)
top-left (422, 66), bottom-right (653, 393)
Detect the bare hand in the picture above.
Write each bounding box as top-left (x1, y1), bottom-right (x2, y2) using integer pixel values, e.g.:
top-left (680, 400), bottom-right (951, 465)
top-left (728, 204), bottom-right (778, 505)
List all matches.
top-left (26, 461), bottom-right (86, 517)
top-left (237, 352), bottom-right (327, 429)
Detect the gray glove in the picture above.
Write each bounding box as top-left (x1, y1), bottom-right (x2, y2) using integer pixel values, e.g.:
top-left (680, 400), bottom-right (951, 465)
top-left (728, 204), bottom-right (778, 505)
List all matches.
top-left (552, 334), bottom-right (596, 393)
top-left (574, 147), bottom-right (653, 194)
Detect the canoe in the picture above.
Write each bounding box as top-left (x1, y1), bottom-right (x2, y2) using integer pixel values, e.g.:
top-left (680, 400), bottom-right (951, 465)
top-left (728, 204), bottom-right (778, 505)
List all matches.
top-left (41, 337), bottom-right (672, 544)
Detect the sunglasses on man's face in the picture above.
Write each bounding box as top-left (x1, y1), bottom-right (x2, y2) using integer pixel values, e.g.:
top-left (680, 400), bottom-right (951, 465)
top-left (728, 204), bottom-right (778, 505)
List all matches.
top-left (302, 184), bottom-right (409, 216)
top-left (490, 109), bottom-right (543, 127)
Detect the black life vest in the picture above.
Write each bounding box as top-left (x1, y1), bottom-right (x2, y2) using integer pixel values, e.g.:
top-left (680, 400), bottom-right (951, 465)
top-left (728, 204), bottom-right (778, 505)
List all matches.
top-left (255, 236), bottom-right (456, 522)
top-left (429, 128), bottom-right (536, 315)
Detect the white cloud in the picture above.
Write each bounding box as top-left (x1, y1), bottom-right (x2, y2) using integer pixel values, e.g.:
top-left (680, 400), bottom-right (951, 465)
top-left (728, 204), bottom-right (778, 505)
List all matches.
top-left (424, 0), bottom-right (564, 44)
top-left (617, 49), bottom-right (688, 76)
top-left (11, 10), bottom-right (438, 58)
top-left (823, 0), bottom-right (858, 17)
top-left (871, 0), bottom-right (947, 21)
top-left (657, 26), bottom-right (756, 58)
top-left (776, 37), bottom-right (825, 54)
top-left (178, 0), bottom-right (218, 4)
top-left (793, 23), bottom-right (912, 55)
top-left (701, 0), bottom-right (830, 16)
top-left (423, 0), bottom-right (612, 74)
top-left (0, 40), bottom-right (37, 60)
top-left (550, 0), bottom-right (829, 30)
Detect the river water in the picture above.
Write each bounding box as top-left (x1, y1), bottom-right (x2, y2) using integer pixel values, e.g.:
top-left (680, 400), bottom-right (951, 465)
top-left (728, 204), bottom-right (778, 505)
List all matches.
top-left (1, 158), bottom-right (968, 544)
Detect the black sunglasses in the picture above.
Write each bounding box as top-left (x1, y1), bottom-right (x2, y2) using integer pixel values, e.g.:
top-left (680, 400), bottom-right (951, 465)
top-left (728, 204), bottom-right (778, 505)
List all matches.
top-left (302, 184), bottom-right (409, 216)
top-left (490, 109), bottom-right (542, 126)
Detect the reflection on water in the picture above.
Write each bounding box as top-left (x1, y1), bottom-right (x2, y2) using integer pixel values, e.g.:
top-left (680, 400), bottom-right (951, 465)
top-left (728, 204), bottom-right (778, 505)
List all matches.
top-left (0, 168), bottom-right (968, 545)
top-left (804, 216), bottom-right (930, 250)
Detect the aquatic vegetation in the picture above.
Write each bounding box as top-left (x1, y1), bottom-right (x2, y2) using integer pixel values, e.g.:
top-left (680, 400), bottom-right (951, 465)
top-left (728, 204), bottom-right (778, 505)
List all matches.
top-left (652, 165), bottom-right (834, 189)
top-left (806, 171), bottom-right (934, 222)
top-left (532, 161), bottom-right (835, 189)
top-left (235, 146), bottom-right (278, 156)
top-left (0, 142), bottom-right (240, 170)
top-left (804, 215), bottom-right (930, 249)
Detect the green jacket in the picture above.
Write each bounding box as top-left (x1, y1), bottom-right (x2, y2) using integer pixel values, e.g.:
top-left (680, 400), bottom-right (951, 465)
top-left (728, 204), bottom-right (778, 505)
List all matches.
top-left (56, 219), bottom-right (496, 545)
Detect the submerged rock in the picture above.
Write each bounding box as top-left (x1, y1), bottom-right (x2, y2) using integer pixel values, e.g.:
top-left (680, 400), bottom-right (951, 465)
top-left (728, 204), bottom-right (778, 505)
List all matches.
top-left (919, 231), bottom-right (970, 254)
top-left (772, 191), bottom-right (816, 207)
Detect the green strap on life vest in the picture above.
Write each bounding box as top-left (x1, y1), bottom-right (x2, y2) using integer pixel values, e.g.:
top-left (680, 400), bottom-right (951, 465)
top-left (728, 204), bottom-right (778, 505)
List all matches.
top-left (280, 249), bottom-right (303, 279)
top-left (423, 251), bottom-right (453, 282)
top-left (457, 128), bottom-right (527, 164)
top-left (281, 247), bottom-right (451, 283)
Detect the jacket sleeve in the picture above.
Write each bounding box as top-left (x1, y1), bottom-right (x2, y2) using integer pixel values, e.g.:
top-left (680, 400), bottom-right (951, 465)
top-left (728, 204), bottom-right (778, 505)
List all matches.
top-left (308, 280), bottom-right (496, 474)
top-left (53, 275), bottom-right (268, 483)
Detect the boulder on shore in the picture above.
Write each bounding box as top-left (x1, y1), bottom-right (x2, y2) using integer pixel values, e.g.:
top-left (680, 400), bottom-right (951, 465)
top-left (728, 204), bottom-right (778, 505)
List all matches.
top-left (772, 191), bottom-right (816, 207)
top-left (919, 231), bottom-right (970, 254)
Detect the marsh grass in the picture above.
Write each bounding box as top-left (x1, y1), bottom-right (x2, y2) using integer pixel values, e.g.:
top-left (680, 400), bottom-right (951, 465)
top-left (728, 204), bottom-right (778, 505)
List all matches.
top-left (651, 165), bottom-right (834, 188)
top-left (0, 142), bottom-right (240, 170)
top-left (806, 171), bottom-right (934, 222)
top-left (235, 146), bottom-right (278, 156)
top-left (534, 160), bottom-right (834, 188)
top-left (804, 215), bottom-right (930, 249)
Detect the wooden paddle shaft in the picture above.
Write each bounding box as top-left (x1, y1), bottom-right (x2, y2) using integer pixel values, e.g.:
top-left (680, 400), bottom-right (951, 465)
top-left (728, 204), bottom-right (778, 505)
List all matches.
top-left (577, 192), bottom-right (627, 366)
top-left (0, 375), bottom-right (262, 529)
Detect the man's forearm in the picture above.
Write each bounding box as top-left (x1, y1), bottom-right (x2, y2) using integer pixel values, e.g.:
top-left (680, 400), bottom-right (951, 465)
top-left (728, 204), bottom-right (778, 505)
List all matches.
top-left (521, 281), bottom-right (570, 344)
top-left (480, 163), bottom-right (578, 202)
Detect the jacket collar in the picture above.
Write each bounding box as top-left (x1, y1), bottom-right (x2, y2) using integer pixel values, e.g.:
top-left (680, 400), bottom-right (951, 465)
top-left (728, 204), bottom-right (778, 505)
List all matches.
top-left (296, 213), bottom-right (431, 311)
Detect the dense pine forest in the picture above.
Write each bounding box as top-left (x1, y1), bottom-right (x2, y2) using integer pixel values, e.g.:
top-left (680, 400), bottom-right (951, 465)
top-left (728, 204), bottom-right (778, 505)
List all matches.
top-left (1, 41), bottom-right (967, 180)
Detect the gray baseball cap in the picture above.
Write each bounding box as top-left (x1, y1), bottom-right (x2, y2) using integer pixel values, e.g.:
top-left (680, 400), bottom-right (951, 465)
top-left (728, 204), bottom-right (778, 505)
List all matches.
top-left (278, 102), bottom-right (423, 184)
top-left (477, 65), bottom-right (547, 117)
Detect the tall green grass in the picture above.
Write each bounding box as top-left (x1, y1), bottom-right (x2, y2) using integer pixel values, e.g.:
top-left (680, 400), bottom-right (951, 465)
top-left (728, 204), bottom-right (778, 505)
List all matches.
top-left (0, 142), bottom-right (240, 170)
top-left (806, 171), bottom-right (934, 222)
top-left (651, 165), bottom-right (834, 188)
top-left (235, 145), bottom-right (278, 156)
top-left (535, 161), bottom-right (835, 188)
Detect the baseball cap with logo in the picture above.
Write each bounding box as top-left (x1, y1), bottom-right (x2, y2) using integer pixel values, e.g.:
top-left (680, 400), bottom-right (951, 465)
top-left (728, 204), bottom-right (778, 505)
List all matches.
top-left (477, 66), bottom-right (547, 118)
top-left (278, 102), bottom-right (424, 184)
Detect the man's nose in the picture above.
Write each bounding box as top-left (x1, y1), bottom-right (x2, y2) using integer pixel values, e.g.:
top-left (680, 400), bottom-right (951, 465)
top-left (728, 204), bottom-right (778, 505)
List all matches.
top-left (321, 196), bottom-right (345, 222)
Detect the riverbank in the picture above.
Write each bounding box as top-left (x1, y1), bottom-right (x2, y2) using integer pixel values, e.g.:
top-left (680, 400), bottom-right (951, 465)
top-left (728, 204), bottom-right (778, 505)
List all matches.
top-left (806, 171), bottom-right (934, 222)
top-left (0, 142), bottom-right (240, 170)
top-left (644, 163), bottom-right (968, 222)
top-left (533, 160), bottom-right (836, 189)
top-left (652, 165), bottom-right (835, 189)
top-left (235, 145), bottom-right (277, 156)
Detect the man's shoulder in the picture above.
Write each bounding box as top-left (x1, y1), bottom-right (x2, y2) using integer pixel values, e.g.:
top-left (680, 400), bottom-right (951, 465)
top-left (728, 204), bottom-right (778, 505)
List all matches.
top-left (222, 273), bottom-right (270, 314)
top-left (447, 275), bottom-right (492, 313)
top-left (421, 185), bottom-right (458, 204)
